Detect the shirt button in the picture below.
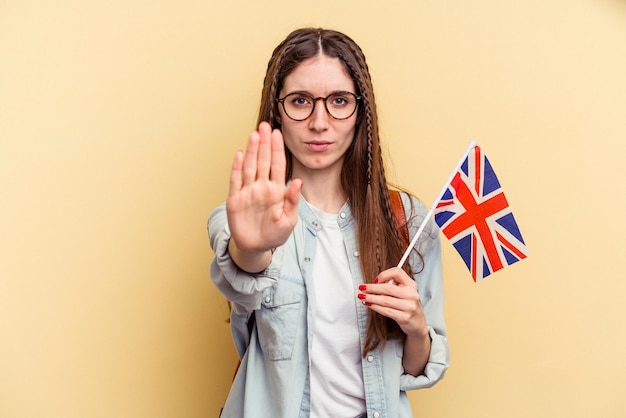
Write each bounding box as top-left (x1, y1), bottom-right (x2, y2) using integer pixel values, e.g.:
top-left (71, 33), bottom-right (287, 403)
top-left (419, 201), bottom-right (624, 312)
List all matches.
top-left (265, 296), bottom-right (271, 303)
top-left (373, 412), bottom-right (380, 418)
top-left (367, 355), bottom-right (374, 362)
top-left (304, 257), bottom-right (311, 262)
top-left (353, 251), bottom-right (359, 257)
top-left (340, 212), bottom-right (346, 219)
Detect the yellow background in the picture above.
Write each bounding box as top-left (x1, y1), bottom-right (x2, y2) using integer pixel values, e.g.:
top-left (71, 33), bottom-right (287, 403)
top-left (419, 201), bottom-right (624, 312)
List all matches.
top-left (2, 0), bottom-right (625, 417)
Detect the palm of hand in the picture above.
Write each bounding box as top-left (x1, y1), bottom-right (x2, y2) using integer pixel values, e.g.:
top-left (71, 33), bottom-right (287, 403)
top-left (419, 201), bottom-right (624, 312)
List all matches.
top-left (227, 179), bottom-right (296, 252)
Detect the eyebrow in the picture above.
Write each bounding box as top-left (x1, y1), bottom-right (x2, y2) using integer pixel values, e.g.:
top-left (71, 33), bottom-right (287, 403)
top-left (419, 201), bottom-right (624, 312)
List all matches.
top-left (282, 89), bottom-right (356, 97)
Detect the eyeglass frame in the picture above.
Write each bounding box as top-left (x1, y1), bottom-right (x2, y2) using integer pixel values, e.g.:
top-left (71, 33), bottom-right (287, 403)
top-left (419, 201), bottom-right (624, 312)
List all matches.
top-left (276, 91), bottom-right (362, 121)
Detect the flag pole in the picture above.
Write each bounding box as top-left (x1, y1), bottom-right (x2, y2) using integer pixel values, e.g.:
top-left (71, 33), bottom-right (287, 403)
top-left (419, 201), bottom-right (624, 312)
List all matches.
top-left (396, 140), bottom-right (477, 268)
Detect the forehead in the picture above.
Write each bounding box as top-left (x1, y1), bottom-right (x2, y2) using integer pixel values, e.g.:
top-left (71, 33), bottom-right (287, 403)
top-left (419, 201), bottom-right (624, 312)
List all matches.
top-left (281, 55), bottom-right (355, 94)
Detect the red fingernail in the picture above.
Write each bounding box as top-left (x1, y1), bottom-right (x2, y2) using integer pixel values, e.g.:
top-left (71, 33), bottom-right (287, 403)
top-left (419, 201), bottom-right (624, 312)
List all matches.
top-left (357, 293), bottom-right (366, 300)
top-left (365, 302), bottom-right (372, 306)
top-left (373, 277), bottom-right (379, 283)
top-left (358, 284), bottom-right (367, 291)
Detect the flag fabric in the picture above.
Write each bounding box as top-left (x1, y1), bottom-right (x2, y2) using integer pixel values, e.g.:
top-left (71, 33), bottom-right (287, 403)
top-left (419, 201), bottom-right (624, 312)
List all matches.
top-left (433, 144), bottom-right (528, 281)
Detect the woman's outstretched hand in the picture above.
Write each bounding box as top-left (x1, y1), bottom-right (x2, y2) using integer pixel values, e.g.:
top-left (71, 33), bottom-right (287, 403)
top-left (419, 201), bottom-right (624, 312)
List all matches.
top-left (226, 122), bottom-right (302, 272)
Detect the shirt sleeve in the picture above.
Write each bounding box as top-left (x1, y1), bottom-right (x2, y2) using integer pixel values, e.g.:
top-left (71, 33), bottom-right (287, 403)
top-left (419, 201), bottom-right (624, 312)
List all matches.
top-left (399, 194), bottom-right (450, 390)
top-left (207, 203), bottom-right (285, 355)
top-left (207, 202), bottom-right (281, 307)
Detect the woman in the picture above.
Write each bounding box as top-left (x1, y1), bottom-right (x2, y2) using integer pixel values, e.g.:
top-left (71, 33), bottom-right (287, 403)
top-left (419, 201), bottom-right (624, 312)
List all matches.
top-left (208, 27), bottom-right (449, 418)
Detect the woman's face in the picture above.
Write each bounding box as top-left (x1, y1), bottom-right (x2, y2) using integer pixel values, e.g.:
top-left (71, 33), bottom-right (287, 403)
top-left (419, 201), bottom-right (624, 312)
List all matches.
top-left (278, 55), bottom-right (357, 180)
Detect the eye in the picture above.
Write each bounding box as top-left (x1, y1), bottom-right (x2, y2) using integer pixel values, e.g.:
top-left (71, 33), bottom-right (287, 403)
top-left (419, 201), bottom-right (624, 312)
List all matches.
top-left (328, 93), bottom-right (352, 107)
top-left (289, 94), bottom-right (313, 107)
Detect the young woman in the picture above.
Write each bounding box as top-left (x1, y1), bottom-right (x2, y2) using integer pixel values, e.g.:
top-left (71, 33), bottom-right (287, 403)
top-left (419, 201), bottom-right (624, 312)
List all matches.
top-left (208, 27), bottom-right (449, 418)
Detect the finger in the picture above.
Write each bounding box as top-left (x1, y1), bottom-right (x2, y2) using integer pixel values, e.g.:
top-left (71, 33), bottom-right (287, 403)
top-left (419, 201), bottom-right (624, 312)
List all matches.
top-left (359, 293), bottom-right (409, 319)
top-left (242, 131), bottom-right (260, 185)
top-left (376, 267), bottom-right (413, 287)
top-left (269, 177), bottom-right (300, 224)
top-left (269, 127), bottom-right (286, 183)
top-left (364, 300), bottom-right (404, 318)
top-left (360, 292), bottom-right (418, 317)
top-left (228, 150), bottom-right (244, 197)
top-left (256, 122), bottom-right (272, 181)
top-left (283, 178), bottom-right (302, 223)
top-left (366, 301), bottom-right (419, 331)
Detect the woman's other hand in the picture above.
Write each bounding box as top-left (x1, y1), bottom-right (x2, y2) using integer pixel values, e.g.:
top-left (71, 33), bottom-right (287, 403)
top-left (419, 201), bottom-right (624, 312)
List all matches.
top-left (358, 267), bottom-right (431, 376)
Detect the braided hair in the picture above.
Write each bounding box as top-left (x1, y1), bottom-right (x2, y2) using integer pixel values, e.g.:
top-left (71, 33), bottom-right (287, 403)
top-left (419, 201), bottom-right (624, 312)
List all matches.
top-left (258, 28), bottom-right (414, 354)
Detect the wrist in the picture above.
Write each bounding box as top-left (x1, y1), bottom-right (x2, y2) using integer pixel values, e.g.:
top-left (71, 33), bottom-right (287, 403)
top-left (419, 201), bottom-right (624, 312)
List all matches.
top-left (406, 325), bottom-right (431, 342)
top-left (228, 239), bottom-right (272, 273)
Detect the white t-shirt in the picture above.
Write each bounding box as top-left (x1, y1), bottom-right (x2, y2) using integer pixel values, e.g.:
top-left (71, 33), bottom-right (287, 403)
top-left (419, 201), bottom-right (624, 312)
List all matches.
top-left (307, 203), bottom-right (366, 418)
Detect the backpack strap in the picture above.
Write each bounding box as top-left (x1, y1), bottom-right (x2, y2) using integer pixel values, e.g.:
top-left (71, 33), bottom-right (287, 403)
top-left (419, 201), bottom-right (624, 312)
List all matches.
top-left (389, 189), bottom-right (410, 249)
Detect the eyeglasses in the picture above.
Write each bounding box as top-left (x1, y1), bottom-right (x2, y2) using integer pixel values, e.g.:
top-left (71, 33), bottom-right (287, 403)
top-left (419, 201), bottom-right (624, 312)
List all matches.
top-left (277, 91), bottom-right (361, 121)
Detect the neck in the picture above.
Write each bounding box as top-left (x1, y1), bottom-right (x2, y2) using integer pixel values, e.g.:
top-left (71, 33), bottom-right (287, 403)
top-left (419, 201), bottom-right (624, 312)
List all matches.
top-left (294, 168), bottom-right (346, 213)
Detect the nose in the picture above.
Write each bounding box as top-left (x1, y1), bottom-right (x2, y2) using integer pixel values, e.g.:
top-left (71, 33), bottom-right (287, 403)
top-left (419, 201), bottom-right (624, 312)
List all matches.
top-left (308, 98), bottom-right (330, 131)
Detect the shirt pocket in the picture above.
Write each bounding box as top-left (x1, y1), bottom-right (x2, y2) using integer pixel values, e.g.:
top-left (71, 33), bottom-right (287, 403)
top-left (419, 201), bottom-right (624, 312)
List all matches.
top-left (256, 276), bottom-right (304, 361)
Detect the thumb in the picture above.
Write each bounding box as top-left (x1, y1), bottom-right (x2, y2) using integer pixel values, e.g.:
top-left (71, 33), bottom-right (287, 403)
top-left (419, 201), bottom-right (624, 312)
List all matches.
top-left (283, 179), bottom-right (303, 223)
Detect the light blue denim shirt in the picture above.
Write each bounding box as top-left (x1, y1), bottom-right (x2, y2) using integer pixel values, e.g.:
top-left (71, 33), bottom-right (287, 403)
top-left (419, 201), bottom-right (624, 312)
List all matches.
top-left (208, 192), bottom-right (449, 418)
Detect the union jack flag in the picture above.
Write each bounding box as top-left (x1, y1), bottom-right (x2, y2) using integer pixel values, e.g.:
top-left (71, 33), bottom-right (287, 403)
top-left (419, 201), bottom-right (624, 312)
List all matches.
top-left (434, 144), bottom-right (528, 281)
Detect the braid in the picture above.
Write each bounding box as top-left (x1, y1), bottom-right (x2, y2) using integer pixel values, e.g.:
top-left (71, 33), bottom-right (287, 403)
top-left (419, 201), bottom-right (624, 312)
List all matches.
top-left (334, 34), bottom-right (415, 353)
top-left (366, 112), bottom-right (373, 186)
top-left (258, 43), bottom-right (292, 128)
top-left (267, 77), bottom-right (278, 127)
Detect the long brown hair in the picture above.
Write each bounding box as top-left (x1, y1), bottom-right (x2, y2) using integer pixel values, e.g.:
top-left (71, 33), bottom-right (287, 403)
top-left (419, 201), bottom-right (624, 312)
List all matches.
top-left (258, 28), bottom-right (412, 354)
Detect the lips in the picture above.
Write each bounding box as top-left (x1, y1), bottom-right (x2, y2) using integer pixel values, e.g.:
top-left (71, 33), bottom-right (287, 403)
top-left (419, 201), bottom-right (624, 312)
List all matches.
top-left (305, 141), bottom-right (332, 152)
